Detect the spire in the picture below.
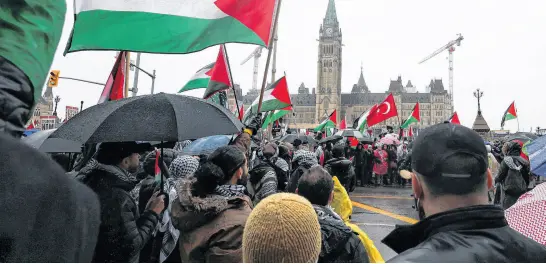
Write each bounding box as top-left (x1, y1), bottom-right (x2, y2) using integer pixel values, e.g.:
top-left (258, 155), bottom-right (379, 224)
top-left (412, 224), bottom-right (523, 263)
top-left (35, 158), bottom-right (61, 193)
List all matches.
top-left (324, 0), bottom-right (338, 25)
top-left (358, 68), bottom-right (366, 88)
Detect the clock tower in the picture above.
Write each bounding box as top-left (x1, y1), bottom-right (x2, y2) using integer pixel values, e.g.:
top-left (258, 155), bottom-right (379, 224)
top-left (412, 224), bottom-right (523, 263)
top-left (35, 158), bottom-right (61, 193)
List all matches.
top-left (316, 0), bottom-right (342, 124)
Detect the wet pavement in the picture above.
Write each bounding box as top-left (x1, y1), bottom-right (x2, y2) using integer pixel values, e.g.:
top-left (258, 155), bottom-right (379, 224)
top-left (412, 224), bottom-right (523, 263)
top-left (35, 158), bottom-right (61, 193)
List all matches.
top-left (349, 185), bottom-right (418, 261)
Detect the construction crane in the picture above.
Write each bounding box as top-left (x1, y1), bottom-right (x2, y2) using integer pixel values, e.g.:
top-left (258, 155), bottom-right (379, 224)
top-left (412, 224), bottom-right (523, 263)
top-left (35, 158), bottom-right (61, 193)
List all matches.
top-left (241, 47), bottom-right (263, 91)
top-left (419, 34), bottom-right (464, 111)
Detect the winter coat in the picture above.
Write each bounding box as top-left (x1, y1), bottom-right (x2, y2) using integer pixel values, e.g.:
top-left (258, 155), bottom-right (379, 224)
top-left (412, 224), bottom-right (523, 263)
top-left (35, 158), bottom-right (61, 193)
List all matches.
top-left (496, 156), bottom-right (530, 209)
top-left (287, 150), bottom-right (319, 193)
top-left (382, 205), bottom-right (546, 263)
top-left (353, 149), bottom-right (365, 167)
top-left (325, 158), bottom-right (355, 186)
top-left (248, 159), bottom-right (278, 205)
top-left (170, 180), bottom-right (253, 262)
top-left (373, 149), bottom-right (388, 175)
top-left (79, 164), bottom-right (159, 263)
top-left (312, 205), bottom-right (369, 263)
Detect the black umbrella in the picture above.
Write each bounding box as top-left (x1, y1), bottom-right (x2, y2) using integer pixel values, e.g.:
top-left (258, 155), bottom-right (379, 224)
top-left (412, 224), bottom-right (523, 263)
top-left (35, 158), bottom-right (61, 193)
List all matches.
top-left (279, 134), bottom-right (316, 145)
top-left (318, 135), bottom-right (343, 144)
top-left (22, 129), bottom-right (82, 153)
top-left (334, 129), bottom-right (373, 143)
top-left (50, 93), bottom-right (243, 144)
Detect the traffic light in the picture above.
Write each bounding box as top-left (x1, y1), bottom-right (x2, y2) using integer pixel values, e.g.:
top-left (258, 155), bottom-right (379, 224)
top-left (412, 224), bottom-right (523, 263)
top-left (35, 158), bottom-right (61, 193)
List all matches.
top-left (48, 70), bottom-right (60, 87)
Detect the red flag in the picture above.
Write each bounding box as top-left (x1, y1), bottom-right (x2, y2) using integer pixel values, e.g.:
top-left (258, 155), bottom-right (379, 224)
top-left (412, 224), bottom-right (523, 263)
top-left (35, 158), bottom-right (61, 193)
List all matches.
top-left (26, 123), bottom-right (35, 130)
top-left (98, 51), bottom-right (126, 104)
top-left (366, 93), bottom-right (398, 127)
top-left (339, 116), bottom-right (347, 129)
top-left (238, 103), bottom-right (245, 121)
top-left (154, 150), bottom-right (161, 183)
top-left (330, 109), bottom-right (338, 126)
top-left (409, 127), bottom-right (413, 137)
top-left (203, 45), bottom-right (233, 99)
top-left (349, 137), bottom-right (359, 147)
top-left (449, 112), bottom-right (461, 125)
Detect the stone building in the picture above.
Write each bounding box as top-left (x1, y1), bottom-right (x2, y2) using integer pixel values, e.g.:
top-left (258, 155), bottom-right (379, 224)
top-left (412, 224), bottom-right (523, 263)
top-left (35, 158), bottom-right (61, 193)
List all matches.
top-left (30, 86), bottom-right (54, 130)
top-left (233, 0), bottom-right (453, 130)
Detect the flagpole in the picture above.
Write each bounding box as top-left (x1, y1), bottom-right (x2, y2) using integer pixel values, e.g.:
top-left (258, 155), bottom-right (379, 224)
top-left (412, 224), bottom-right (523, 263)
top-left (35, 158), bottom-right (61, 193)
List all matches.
top-left (517, 117), bottom-right (520, 132)
top-left (257, 0), bottom-right (282, 113)
top-left (222, 44), bottom-right (241, 120)
top-left (124, 51), bottom-right (131, 98)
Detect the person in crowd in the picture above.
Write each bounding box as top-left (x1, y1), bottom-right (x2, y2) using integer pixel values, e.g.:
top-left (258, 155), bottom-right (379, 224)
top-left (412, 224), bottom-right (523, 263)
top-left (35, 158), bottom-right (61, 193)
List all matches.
top-left (296, 166), bottom-right (369, 262)
top-left (0, 1), bottom-right (101, 261)
top-left (496, 141), bottom-right (530, 209)
top-left (287, 149), bottom-right (319, 192)
top-left (170, 145), bottom-right (252, 262)
top-left (324, 142), bottom-right (334, 163)
top-left (316, 143), bottom-right (325, 163)
top-left (77, 142), bottom-right (164, 262)
top-left (387, 145), bottom-right (398, 186)
top-left (242, 193), bottom-right (322, 263)
top-left (247, 143), bottom-right (282, 205)
top-left (363, 144), bottom-right (374, 186)
top-left (278, 142), bottom-right (293, 173)
top-left (382, 123), bottom-right (546, 262)
top-left (396, 144), bottom-right (409, 186)
top-left (325, 145), bottom-right (356, 191)
top-left (373, 143), bottom-right (389, 186)
top-left (354, 144), bottom-right (366, 187)
top-left (173, 140), bottom-right (192, 154)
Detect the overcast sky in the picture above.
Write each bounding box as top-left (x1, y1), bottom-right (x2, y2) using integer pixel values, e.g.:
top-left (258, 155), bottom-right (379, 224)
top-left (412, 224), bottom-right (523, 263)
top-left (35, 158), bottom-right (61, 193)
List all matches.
top-left (49, 0), bottom-right (546, 132)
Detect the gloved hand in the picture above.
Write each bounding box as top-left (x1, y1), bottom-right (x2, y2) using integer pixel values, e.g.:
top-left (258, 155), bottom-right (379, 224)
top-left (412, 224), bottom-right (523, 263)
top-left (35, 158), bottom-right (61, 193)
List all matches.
top-left (244, 113), bottom-right (263, 136)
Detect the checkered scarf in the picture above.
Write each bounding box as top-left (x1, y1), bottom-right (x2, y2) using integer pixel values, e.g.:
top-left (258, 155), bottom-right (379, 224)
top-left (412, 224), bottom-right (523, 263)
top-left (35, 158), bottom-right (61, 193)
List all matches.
top-left (293, 150), bottom-right (318, 168)
top-left (215, 184), bottom-right (246, 197)
top-left (173, 140), bottom-right (192, 153)
top-left (169, 156), bottom-right (200, 180)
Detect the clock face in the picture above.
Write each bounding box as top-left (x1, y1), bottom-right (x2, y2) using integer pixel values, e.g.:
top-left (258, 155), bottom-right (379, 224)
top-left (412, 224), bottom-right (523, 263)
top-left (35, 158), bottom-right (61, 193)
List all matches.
top-left (326, 28), bottom-right (333, 36)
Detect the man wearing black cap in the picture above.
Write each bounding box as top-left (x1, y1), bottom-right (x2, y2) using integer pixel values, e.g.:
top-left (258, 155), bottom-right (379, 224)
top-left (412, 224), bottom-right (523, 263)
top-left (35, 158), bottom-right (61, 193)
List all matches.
top-left (382, 122), bottom-right (546, 262)
top-left (78, 142), bottom-right (166, 263)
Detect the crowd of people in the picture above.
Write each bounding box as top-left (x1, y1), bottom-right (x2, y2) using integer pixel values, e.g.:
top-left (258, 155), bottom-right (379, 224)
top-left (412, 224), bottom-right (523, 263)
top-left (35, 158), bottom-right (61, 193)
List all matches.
top-left (2, 1), bottom-right (546, 262)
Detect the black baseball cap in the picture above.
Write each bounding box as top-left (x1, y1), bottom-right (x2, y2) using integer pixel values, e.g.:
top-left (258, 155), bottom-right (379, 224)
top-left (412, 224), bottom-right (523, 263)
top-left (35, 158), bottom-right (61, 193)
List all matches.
top-left (412, 122), bottom-right (487, 180)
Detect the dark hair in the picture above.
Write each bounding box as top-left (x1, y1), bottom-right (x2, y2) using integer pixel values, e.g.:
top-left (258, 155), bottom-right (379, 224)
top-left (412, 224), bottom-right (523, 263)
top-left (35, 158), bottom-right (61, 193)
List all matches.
top-left (297, 166), bottom-right (333, 206)
top-left (418, 153), bottom-right (487, 196)
top-left (192, 146), bottom-right (246, 197)
top-left (332, 145), bottom-right (345, 158)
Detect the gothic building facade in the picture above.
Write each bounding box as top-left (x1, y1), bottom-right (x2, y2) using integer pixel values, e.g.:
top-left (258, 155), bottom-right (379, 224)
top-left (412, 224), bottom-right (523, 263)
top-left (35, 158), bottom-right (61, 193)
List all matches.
top-left (237, 0), bottom-right (453, 130)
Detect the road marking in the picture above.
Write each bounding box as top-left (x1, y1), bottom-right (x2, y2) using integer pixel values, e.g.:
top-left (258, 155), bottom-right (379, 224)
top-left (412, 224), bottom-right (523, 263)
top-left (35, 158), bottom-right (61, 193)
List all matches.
top-left (351, 195), bottom-right (413, 200)
top-left (352, 222), bottom-right (396, 227)
top-left (351, 201), bottom-right (419, 224)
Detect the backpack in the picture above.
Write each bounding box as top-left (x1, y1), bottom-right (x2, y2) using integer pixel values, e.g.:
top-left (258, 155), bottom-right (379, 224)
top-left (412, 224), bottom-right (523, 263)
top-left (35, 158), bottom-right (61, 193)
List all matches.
top-left (503, 157), bottom-right (528, 196)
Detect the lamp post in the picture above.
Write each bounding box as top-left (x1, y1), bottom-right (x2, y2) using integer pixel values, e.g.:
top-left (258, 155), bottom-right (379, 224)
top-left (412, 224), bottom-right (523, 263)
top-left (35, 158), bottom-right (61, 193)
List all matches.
top-left (80, 101), bottom-right (84, 112)
top-left (473, 88), bottom-right (483, 114)
top-left (53, 96), bottom-right (61, 117)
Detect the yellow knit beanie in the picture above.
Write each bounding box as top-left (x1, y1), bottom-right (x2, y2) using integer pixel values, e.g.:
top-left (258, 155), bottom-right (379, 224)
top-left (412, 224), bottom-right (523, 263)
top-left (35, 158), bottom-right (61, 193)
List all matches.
top-left (243, 193), bottom-right (322, 263)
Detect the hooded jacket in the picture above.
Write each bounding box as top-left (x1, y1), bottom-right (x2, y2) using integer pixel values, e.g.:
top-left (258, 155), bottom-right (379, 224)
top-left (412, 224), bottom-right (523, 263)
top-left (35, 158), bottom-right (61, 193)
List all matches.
top-left (325, 158), bottom-right (355, 186)
top-left (382, 205), bottom-right (546, 263)
top-left (0, 1), bottom-right (100, 261)
top-left (313, 205), bottom-right (369, 263)
top-left (79, 163), bottom-right (159, 263)
top-left (170, 179), bottom-right (252, 262)
top-left (287, 150), bottom-right (318, 193)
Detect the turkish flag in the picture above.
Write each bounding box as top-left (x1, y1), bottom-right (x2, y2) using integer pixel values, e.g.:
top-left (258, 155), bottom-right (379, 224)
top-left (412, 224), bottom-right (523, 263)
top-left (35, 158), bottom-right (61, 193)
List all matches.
top-left (366, 93), bottom-right (398, 127)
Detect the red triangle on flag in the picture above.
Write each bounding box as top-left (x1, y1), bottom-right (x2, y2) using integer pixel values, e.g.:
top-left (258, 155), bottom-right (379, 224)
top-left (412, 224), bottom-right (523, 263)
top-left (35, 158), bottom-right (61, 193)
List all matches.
top-left (366, 93), bottom-right (398, 127)
top-left (270, 76), bottom-right (292, 105)
top-left (449, 112), bottom-right (461, 125)
top-left (98, 51), bottom-right (126, 104)
top-left (215, 0), bottom-right (277, 46)
top-left (330, 109), bottom-right (337, 125)
top-left (507, 101), bottom-right (517, 117)
top-left (203, 46), bottom-right (233, 99)
top-left (339, 116), bottom-right (347, 129)
top-left (26, 123), bottom-right (35, 130)
top-left (413, 102), bottom-right (421, 121)
top-left (154, 150), bottom-right (161, 182)
top-left (238, 104), bottom-right (245, 121)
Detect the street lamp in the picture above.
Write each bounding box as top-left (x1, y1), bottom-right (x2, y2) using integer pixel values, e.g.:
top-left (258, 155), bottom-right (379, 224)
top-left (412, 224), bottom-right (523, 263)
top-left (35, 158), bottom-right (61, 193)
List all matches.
top-left (53, 96), bottom-right (61, 117)
top-left (473, 88), bottom-right (483, 114)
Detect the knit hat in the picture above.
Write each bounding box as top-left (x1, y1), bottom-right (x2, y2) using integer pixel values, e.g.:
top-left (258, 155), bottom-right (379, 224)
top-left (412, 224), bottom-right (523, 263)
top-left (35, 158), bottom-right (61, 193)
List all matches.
top-left (243, 193), bottom-right (321, 263)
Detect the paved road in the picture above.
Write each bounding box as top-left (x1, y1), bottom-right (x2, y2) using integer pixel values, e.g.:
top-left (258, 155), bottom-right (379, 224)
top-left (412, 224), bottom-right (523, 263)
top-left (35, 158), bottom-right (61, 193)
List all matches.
top-left (349, 186), bottom-right (418, 261)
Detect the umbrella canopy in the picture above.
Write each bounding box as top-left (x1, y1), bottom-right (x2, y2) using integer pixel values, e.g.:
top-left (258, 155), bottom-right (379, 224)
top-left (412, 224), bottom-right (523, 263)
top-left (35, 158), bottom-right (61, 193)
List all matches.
top-left (22, 129), bottom-right (82, 153)
top-left (50, 93), bottom-right (243, 143)
top-left (279, 134), bottom-right (316, 145)
top-left (318, 135), bottom-right (343, 144)
top-left (335, 129), bottom-right (373, 143)
top-left (181, 135), bottom-right (232, 156)
top-left (505, 182), bottom-right (546, 246)
top-left (526, 135), bottom-right (546, 177)
top-left (23, 129), bottom-right (39, 137)
top-left (379, 134), bottom-right (400, 145)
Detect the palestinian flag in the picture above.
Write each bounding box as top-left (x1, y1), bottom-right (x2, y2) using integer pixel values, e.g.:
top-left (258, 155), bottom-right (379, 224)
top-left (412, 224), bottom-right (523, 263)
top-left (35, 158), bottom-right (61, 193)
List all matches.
top-left (203, 45), bottom-right (233, 99)
top-left (248, 76), bottom-right (291, 113)
top-left (237, 103), bottom-right (245, 121)
top-left (401, 103), bottom-right (420, 129)
top-left (262, 109), bottom-right (290, 129)
top-left (314, 109), bottom-right (337, 132)
top-left (353, 105), bottom-right (376, 132)
top-left (501, 101), bottom-right (517, 128)
top-left (448, 112), bottom-right (461, 125)
top-left (179, 63), bottom-right (214, 93)
top-left (339, 116), bottom-right (347, 130)
top-left (66, 0), bottom-right (279, 54)
top-left (98, 51), bottom-right (126, 104)
top-left (154, 150), bottom-right (161, 183)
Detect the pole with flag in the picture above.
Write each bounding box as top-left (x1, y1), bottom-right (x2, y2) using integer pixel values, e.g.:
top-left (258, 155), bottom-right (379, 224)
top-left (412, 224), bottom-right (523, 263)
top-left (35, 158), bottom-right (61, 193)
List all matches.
top-left (366, 93), bottom-right (399, 127)
top-left (124, 52), bottom-right (131, 98)
top-left (448, 112), bottom-right (461, 125)
top-left (98, 51), bottom-right (127, 104)
top-left (401, 102), bottom-right (420, 129)
top-left (315, 109), bottom-right (337, 132)
top-left (501, 101), bottom-right (518, 131)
